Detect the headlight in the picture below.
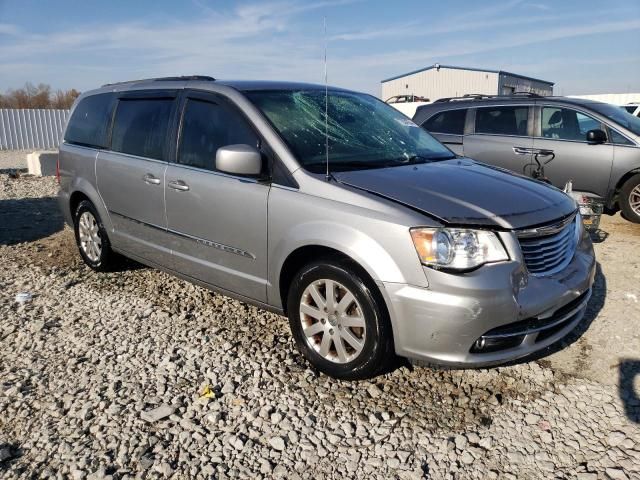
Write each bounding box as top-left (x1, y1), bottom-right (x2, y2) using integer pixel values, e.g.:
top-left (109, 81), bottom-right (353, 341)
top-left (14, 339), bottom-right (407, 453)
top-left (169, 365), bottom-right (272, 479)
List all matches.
top-left (410, 227), bottom-right (509, 270)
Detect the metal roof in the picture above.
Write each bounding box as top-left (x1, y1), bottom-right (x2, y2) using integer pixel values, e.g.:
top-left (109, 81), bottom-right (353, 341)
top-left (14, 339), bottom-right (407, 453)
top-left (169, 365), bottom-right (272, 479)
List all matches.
top-left (380, 64), bottom-right (554, 86)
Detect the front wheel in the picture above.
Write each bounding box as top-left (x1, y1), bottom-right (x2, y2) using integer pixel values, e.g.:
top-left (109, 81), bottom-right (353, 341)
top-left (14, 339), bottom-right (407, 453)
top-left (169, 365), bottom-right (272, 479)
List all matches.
top-left (286, 260), bottom-right (394, 380)
top-left (620, 175), bottom-right (640, 223)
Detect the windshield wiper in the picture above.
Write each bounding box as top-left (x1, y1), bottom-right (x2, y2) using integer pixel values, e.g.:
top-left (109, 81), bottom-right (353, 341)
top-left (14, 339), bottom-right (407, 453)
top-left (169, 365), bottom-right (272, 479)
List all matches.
top-left (304, 160), bottom-right (392, 172)
top-left (393, 153), bottom-right (456, 164)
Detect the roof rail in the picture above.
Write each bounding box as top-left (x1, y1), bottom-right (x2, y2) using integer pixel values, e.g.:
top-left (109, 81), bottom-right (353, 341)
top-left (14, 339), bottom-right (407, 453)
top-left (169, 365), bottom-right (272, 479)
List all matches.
top-left (434, 92), bottom-right (543, 103)
top-left (102, 75), bottom-right (216, 87)
top-left (512, 91), bottom-right (543, 97)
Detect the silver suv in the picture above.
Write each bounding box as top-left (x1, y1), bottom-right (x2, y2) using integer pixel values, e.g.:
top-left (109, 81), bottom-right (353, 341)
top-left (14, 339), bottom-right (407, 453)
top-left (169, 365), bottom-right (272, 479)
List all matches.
top-left (58, 77), bottom-right (595, 379)
top-left (414, 94), bottom-right (640, 223)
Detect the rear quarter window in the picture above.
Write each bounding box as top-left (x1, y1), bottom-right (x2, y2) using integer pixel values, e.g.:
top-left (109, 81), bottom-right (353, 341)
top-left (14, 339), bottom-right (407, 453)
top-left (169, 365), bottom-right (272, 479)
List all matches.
top-left (64, 93), bottom-right (115, 148)
top-left (423, 109), bottom-right (467, 135)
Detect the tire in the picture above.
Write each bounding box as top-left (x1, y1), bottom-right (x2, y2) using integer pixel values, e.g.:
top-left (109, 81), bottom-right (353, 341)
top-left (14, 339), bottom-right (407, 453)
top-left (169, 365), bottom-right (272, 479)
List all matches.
top-left (620, 175), bottom-right (640, 223)
top-left (73, 200), bottom-right (116, 271)
top-left (286, 259), bottom-right (394, 380)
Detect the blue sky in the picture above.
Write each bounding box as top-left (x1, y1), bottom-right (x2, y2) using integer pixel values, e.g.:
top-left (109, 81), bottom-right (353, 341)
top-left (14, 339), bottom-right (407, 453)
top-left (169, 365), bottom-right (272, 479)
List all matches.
top-left (0, 0), bottom-right (639, 96)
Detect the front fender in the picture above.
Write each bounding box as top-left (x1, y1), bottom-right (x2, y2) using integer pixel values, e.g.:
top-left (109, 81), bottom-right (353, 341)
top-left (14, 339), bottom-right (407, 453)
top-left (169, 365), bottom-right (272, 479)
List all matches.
top-left (268, 220), bottom-right (421, 309)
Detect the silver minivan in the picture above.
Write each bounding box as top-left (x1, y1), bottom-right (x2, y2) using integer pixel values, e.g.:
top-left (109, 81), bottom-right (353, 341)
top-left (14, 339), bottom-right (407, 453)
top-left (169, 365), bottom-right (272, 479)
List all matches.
top-left (58, 77), bottom-right (596, 379)
top-left (414, 94), bottom-right (640, 223)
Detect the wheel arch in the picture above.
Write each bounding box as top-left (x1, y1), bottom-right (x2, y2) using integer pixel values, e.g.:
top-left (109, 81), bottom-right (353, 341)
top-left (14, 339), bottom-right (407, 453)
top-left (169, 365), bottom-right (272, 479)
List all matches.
top-left (277, 244), bottom-right (398, 353)
top-left (68, 178), bottom-right (113, 232)
top-left (610, 168), bottom-right (640, 209)
top-left (69, 191), bottom-right (91, 217)
top-left (279, 245), bottom-right (361, 315)
top-left (277, 241), bottom-right (400, 316)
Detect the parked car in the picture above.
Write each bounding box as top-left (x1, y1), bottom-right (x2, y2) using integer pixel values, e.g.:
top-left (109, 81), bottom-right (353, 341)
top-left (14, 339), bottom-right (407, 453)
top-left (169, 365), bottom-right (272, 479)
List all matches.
top-left (414, 93), bottom-right (640, 223)
top-left (622, 103), bottom-right (640, 117)
top-left (386, 94), bottom-right (431, 118)
top-left (58, 77), bottom-right (595, 379)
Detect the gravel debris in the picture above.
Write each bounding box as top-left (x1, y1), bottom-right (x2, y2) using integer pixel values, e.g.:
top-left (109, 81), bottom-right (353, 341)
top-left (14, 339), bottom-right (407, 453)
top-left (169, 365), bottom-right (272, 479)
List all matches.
top-left (141, 405), bottom-right (177, 423)
top-left (0, 169), bottom-right (639, 479)
top-left (269, 437), bottom-right (286, 451)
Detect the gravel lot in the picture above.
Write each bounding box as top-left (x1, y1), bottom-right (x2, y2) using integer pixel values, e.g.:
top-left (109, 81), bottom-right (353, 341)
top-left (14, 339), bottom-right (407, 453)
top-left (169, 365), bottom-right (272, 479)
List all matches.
top-left (1, 156), bottom-right (639, 479)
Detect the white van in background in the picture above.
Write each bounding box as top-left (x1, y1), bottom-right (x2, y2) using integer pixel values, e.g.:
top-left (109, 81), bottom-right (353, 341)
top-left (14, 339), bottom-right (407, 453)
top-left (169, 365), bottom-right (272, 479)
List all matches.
top-left (385, 94), bottom-right (431, 118)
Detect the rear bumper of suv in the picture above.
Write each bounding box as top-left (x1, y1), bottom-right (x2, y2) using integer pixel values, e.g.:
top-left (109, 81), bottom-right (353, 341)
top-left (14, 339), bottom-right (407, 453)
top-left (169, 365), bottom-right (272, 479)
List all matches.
top-left (381, 229), bottom-right (596, 367)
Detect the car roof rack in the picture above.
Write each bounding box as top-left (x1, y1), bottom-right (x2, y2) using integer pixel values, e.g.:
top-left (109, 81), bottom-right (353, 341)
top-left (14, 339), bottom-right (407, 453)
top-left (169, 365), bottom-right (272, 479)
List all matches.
top-left (102, 75), bottom-right (216, 87)
top-left (434, 92), bottom-right (543, 103)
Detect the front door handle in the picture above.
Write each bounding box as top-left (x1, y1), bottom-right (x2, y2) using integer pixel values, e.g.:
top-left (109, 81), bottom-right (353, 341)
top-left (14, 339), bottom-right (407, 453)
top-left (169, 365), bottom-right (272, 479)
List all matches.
top-left (168, 180), bottom-right (190, 191)
top-left (143, 173), bottom-right (161, 185)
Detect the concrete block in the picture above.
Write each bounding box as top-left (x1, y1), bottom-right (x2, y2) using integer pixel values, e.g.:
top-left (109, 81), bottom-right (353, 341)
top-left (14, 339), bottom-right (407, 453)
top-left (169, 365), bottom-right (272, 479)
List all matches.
top-left (27, 151), bottom-right (58, 176)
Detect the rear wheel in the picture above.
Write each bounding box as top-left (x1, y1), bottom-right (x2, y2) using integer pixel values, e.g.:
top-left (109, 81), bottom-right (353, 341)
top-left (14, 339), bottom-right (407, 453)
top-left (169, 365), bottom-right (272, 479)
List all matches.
top-left (620, 175), bottom-right (640, 223)
top-left (287, 260), bottom-right (394, 380)
top-left (73, 200), bottom-right (116, 271)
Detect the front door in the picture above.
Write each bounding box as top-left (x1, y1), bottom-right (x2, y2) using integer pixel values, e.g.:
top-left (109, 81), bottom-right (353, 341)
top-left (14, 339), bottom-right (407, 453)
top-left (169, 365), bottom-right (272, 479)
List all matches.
top-left (165, 92), bottom-right (270, 302)
top-left (96, 93), bottom-right (177, 264)
top-left (533, 106), bottom-right (613, 197)
top-left (463, 105), bottom-right (534, 175)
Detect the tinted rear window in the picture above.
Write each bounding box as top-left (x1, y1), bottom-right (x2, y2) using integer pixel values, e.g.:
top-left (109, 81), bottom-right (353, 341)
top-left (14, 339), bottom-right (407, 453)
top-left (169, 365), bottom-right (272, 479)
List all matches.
top-left (64, 93), bottom-right (115, 148)
top-left (475, 106), bottom-right (528, 136)
top-left (111, 98), bottom-right (174, 160)
top-left (423, 109), bottom-right (467, 135)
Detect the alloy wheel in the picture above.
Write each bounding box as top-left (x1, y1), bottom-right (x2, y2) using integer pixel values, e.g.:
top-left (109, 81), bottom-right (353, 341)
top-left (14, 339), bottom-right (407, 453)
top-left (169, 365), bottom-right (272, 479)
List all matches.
top-left (78, 211), bottom-right (102, 262)
top-left (630, 185), bottom-right (640, 217)
top-left (299, 279), bottom-right (367, 364)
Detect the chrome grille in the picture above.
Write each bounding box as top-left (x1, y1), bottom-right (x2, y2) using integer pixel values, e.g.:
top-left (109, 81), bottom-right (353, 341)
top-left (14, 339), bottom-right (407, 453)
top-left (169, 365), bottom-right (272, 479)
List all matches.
top-left (517, 214), bottom-right (578, 276)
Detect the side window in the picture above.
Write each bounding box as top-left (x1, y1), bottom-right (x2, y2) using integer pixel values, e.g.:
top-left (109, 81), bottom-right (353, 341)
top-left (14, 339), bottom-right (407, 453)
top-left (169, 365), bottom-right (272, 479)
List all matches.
top-left (475, 106), bottom-right (528, 136)
top-left (178, 98), bottom-right (258, 171)
top-left (623, 106), bottom-right (636, 114)
top-left (64, 93), bottom-right (114, 148)
top-left (423, 109), bottom-right (467, 135)
top-left (541, 107), bottom-right (600, 142)
top-left (610, 129), bottom-right (634, 146)
top-left (110, 98), bottom-right (174, 160)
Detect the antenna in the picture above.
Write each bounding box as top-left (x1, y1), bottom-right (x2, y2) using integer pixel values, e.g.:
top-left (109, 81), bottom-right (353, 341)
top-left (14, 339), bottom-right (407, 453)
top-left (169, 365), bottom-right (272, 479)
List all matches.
top-left (324, 16), bottom-right (330, 181)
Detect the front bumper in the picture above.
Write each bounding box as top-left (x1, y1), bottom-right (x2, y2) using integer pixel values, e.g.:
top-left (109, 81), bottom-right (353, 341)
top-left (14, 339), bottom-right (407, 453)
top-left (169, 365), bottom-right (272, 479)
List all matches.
top-left (382, 229), bottom-right (596, 367)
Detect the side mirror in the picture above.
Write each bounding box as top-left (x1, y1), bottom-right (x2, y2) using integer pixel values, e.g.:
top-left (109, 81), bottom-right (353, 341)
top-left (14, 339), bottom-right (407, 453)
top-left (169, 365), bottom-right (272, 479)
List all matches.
top-left (586, 129), bottom-right (607, 145)
top-left (215, 144), bottom-right (262, 176)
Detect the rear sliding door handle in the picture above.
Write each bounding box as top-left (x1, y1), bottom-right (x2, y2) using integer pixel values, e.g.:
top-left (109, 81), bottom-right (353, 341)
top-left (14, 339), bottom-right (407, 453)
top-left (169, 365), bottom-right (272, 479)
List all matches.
top-left (143, 173), bottom-right (161, 185)
top-left (513, 146), bottom-right (534, 155)
top-left (536, 149), bottom-right (555, 156)
top-left (168, 180), bottom-right (190, 191)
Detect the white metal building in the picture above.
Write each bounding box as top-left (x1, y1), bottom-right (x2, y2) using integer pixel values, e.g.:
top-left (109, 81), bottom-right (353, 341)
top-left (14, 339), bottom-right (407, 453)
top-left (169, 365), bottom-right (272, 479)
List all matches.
top-left (381, 64), bottom-right (554, 101)
top-left (568, 93), bottom-right (640, 105)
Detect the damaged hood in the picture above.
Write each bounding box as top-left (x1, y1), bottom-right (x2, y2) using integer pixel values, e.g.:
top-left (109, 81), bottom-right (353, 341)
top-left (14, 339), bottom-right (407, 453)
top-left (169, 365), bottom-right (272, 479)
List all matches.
top-left (333, 159), bottom-right (576, 229)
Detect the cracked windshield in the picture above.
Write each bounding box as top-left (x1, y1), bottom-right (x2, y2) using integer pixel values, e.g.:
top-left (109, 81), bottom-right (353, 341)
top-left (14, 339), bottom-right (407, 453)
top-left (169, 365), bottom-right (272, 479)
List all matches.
top-left (246, 89), bottom-right (455, 172)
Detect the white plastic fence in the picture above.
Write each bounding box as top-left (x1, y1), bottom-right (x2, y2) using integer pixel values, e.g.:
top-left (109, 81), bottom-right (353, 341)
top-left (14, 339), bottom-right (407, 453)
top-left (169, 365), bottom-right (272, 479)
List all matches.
top-left (0, 108), bottom-right (70, 150)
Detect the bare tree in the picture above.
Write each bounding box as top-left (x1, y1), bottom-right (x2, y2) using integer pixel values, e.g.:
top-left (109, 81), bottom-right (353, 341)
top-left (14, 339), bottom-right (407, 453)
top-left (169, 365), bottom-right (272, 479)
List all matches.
top-left (0, 83), bottom-right (80, 109)
top-left (52, 88), bottom-right (81, 109)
